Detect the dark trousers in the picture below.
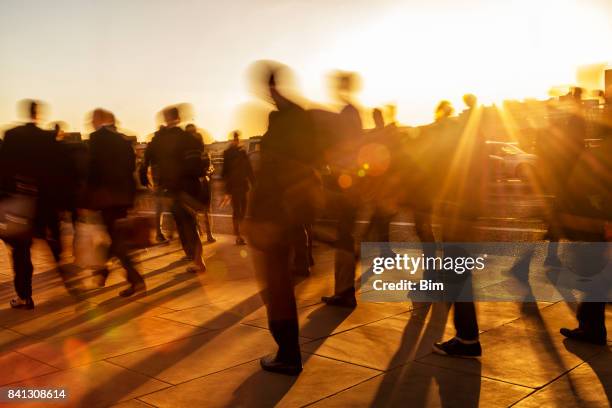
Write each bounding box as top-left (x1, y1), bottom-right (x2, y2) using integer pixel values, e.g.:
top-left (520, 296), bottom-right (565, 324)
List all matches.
top-left (442, 214), bottom-right (480, 341)
top-left (34, 206), bottom-right (62, 262)
top-left (100, 207), bottom-right (143, 285)
top-left (8, 237), bottom-right (34, 300)
top-left (454, 302), bottom-right (479, 341)
top-left (250, 222), bottom-right (301, 363)
top-left (333, 193), bottom-right (359, 296)
top-left (171, 196), bottom-right (202, 261)
top-left (230, 190), bottom-right (248, 237)
top-left (577, 302), bottom-right (607, 336)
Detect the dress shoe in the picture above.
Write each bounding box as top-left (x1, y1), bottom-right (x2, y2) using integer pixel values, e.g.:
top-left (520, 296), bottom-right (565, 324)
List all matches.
top-left (560, 327), bottom-right (607, 345)
top-left (433, 337), bottom-right (482, 358)
top-left (260, 354), bottom-right (302, 376)
top-left (119, 282), bottom-right (146, 298)
top-left (187, 262), bottom-right (206, 273)
top-left (321, 294), bottom-right (357, 308)
top-left (10, 297), bottom-right (34, 310)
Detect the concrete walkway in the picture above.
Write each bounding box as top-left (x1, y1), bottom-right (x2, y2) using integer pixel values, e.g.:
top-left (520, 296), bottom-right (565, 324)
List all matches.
top-left (0, 234), bottom-right (610, 407)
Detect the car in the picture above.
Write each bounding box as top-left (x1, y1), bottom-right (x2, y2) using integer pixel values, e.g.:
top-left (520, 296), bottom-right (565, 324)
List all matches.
top-left (486, 141), bottom-right (537, 181)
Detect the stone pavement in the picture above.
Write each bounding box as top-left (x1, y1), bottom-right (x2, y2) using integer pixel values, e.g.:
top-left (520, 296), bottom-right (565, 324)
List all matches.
top-left (0, 234), bottom-right (610, 408)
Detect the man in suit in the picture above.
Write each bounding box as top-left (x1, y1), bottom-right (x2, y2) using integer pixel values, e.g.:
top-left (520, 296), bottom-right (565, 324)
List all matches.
top-left (140, 107), bottom-right (206, 273)
top-left (88, 109), bottom-right (145, 297)
top-left (222, 131), bottom-right (254, 245)
top-left (0, 100), bottom-right (63, 309)
top-left (321, 72), bottom-right (364, 308)
top-left (248, 66), bottom-right (322, 375)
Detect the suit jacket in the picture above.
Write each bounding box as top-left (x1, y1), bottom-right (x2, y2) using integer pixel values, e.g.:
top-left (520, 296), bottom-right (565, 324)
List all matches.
top-left (141, 126), bottom-right (203, 196)
top-left (0, 122), bottom-right (62, 205)
top-left (87, 126), bottom-right (136, 209)
top-left (222, 145), bottom-right (254, 194)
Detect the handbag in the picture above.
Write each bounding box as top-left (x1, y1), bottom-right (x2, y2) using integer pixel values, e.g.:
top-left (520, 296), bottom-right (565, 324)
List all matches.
top-left (0, 193), bottom-right (37, 240)
top-left (74, 220), bottom-right (110, 269)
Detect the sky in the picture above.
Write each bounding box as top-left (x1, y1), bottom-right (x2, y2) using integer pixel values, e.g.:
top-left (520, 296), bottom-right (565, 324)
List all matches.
top-left (1, 0), bottom-right (611, 140)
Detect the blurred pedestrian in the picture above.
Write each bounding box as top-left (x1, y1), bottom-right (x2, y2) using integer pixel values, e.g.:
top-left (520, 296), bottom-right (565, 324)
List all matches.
top-left (0, 100), bottom-right (63, 309)
top-left (222, 131), bottom-right (254, 245)
top-left (140, 106), bottom-right (206, 273)
top-left (87, 108), bottom-right (145, 297)
top-left (247, 63), bottom-right (322, 375)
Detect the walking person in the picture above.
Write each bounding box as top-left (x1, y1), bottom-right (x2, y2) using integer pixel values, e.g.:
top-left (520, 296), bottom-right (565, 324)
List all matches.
top-left (140, 106), bottom-right (206, 273)
top-left (0, 100), bottom-right (63, 309)
top-left (186, 123), bottom-right (216, 243)
top-left (428, 100), bottom-right (487, 358)
top-left (247, 64), bottom-right (322, 375)
top-left (222, 131), bottom-right (254, 245)
top-left (321, 71), bottom-right (364, 308)
top-left (87, 109), bottom-right (145, 297)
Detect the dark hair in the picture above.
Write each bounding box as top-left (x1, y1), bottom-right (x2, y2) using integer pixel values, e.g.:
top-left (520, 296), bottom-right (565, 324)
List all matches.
top-left (164, 106), bottom-right (180, 122)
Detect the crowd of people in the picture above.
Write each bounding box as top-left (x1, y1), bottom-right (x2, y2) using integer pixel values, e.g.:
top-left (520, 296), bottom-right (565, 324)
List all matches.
top-left (0, 62), bottom-right (609, 377)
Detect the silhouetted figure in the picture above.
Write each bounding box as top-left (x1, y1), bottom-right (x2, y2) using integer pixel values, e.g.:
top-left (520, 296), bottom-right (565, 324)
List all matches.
top-left (559, 112), bottom-right (611, 345)
top-left (151, 124), bottom-right (168, 243)
top-left (543, 90), bottom-right (588, 266)
top-left (222, 131), bottom-right (254, 245)
top-left (428, 99), bottom-right (486, 358)
top-left (186, 123), bottom-right (215, 243)
top-left (140, 107), bottom-right (206, 273)
top-left (87, 109), bottom-right (145, 297)
top-left (321, 71), bottom-right (364, 308)
top-left (247, 64), bottom-right (322, 375)
top-left (0, 100), bottom-right (63, 309)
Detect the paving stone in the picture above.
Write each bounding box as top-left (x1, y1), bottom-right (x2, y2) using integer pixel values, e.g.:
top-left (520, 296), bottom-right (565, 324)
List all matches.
top-left (0, 351), bottom-right (57, 386)
top-left (8, 298), bottom-right (173, 339)
top-left (507, 301), bottom-right (612, 341)
top-left (139, 354), bottom-right (379, 408)
top-left (418, 324), bottom-right (603, 388)
top-left (403, 301), bottom-right (553, 333)
top-left (311, 361), bottom-right (532, 408)
top-left (0, 328), bottom-right (33, 353)
top-left (16, 317), bottom-right (207, 369)
top-left (244, 302), bottom-right (412, 340)
top-left (515, 347), bottom-right (612, 408)
top-left (108, 325), bottom-right (279, 384)
top-left (303, 315), bottom-right (455, 371)
top-left (4, 361), bottom-right (169, 408)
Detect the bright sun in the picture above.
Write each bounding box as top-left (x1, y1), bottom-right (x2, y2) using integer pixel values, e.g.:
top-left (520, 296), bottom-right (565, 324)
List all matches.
top-left (300, 0), bottom-right (610, 126)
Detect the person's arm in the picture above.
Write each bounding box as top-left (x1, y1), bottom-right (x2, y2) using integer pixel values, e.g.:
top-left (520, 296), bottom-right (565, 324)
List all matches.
top-left (126, 140), bottom-right (136, 174)
top-left (139, 138), bottom-right (153, 187)
top-left (245, 151), bottom-right (255, 187)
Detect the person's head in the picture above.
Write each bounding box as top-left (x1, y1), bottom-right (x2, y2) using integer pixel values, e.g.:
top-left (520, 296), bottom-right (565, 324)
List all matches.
top-left (91, 108), bottom-right (113, 130)
top-left (435, 100), bottom-right (454, 121)
top-left (330, 70), bottom-right (361, 104)
top-left (463, 93), bottom-right (477, 109)
top-left (163, 106), bottom-right (180, 127)
top-left (230, 130), bottom-right (241, 146)
top-left (571, 86), bottom-right (583, 102)
top-left (185, 123), bottom-right (196, 134)
top-left (372, 108), bottom-right (384, 129)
